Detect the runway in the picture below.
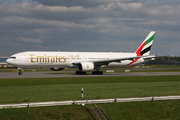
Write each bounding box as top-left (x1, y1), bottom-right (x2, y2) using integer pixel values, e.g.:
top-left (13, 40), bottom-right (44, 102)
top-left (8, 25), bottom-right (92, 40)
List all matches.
top-left (1, 71), bottom-right (180, 78)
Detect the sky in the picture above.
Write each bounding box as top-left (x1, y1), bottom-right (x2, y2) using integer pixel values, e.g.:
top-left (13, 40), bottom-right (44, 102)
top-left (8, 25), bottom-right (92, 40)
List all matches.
top-left (0, 0), bottom-right (180, 56)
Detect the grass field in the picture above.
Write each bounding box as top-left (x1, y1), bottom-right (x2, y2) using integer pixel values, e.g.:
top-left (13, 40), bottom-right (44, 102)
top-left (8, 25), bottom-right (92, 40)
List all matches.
top-left (0, 105), bottom-right (93, 120)
top-left (0, 75), bottom-right (180, 119)
top-left (98, 100), bottom-right (180, 120)
top-left (0, 76), bottom-right (180, 103)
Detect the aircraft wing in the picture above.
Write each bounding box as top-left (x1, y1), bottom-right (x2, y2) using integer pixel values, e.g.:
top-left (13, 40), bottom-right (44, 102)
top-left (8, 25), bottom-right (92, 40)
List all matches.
top-left (72, 54), bottom-right (168, 66)
top-left (72, 56), bottom-right (142, 66)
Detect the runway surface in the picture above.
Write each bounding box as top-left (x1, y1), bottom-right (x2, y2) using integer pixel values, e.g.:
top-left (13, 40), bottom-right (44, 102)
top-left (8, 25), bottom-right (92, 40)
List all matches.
top-left (1, 71), bottom-right (180, 78)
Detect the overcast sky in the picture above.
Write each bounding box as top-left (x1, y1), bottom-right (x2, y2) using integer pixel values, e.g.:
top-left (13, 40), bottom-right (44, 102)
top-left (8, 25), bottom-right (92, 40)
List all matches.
top-left (0, 0), bottom-right (180, 56)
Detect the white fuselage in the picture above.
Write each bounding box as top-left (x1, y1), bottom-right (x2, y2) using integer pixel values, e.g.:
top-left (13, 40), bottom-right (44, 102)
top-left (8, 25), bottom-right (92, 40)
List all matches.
top-left (6, 51), bottom-right (144, 69)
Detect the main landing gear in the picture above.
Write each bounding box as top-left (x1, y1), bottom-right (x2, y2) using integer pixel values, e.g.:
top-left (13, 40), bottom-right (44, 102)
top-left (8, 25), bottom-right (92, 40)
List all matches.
top-left (92, 66), bottom-right (103, 74)
top-left (75, 71), bottom-right (103, 75)
top-left (76, 71), bottom-right (86, 75)
top-left (17, 67), bottom-right (23, 75)
top-left (75, 66), bottom-right (103, 75)
top-left (92, 71), bottom-right (103, 74)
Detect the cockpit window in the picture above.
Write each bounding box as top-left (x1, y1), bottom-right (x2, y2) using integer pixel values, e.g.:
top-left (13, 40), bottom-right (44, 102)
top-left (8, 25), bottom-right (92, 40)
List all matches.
top-left (10, 57), bottom-right (16, 59)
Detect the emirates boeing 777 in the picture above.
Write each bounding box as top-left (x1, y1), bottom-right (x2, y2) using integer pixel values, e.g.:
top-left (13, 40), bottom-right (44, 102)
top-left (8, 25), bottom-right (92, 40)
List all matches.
top-left (6, 31), bottom-right (156, 75)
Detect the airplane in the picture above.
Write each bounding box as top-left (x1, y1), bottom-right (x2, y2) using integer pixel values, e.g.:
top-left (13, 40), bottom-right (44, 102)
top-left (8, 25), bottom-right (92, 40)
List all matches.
top-left (6, 31), bottom-right (156, 75)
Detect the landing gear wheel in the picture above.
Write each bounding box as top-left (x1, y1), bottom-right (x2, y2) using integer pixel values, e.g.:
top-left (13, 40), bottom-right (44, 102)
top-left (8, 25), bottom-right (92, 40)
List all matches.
top-left (18, 72), bottom-right (23, 75)
top-left (92, 71), bottom-right (103, 75)
top-left (76, 71), bottom-right (86, 75)
top-left (17, 67), bottom-right (23, 75)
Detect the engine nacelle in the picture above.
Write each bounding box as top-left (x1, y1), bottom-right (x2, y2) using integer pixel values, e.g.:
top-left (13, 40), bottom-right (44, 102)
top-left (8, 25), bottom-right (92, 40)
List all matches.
top-left (50, 68), bottom-right (65, 71)
top-left (151, 58), bottom-right (155, 60)
top-left (78, 62), bottom-right (94, 71)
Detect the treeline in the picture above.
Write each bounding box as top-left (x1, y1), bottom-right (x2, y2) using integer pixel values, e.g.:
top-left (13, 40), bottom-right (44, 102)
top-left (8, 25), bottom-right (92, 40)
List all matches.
top-left (147, 56), bottom-right (180, 64)
top-left (155, 56), bottom-right (180, 61)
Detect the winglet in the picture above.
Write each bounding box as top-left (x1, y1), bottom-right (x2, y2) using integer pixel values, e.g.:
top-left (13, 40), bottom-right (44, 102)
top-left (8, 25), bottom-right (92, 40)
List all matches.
top-left (135, 31), bottom-right (156, 56)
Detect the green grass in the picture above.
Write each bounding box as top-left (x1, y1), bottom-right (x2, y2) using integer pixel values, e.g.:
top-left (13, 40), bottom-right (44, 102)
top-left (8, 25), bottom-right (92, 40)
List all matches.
top-left (0, 76), bottom-right (180, 120)
top-left (0, 76), bottom-right (180, 103)
top-left (0, 100), bottom-right (180, 120)
top-left (98, 100), bottom-right (180, 120)
top-left (0, 105), bottom-right (93, 120)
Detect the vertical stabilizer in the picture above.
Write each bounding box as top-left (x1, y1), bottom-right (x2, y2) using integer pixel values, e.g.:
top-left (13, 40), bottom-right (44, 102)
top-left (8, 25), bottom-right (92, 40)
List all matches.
top-left (135, 31), bottom-right (156, 56)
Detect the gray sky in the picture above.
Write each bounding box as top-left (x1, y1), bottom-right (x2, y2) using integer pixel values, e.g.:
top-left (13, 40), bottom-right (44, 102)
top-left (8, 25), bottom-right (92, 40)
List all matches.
top-left (0, 0), bottom-right (180, 56)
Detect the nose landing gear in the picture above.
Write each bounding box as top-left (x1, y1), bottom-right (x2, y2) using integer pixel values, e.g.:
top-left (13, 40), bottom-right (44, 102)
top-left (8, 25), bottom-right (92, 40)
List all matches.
top-left (18, 71), bottom-right (23, 75)
top-left (17, 67), bottom-right (23, 75)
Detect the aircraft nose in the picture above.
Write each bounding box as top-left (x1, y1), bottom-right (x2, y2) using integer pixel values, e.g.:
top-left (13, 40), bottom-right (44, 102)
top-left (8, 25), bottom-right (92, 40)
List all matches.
top-left (6, 58), bottom-right (14, 65)
top-left (6, 58), bottom-right (10, 64)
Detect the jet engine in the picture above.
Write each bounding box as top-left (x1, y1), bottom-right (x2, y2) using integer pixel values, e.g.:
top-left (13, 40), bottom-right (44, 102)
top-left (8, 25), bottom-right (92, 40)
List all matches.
top-left (50, 68), bottom-right (65, 71)
top-left (78, 62), bottom-right (94, 71)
